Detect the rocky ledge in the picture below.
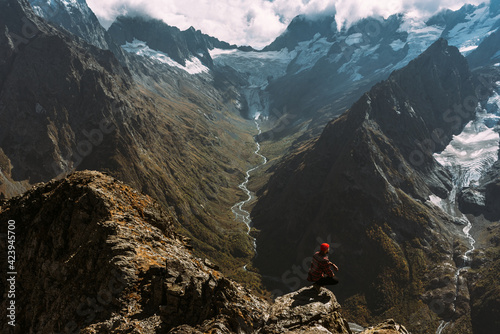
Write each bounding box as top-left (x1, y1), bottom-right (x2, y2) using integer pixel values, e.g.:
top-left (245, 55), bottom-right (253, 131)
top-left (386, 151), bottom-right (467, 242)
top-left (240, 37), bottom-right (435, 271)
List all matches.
top-left (0, 171), bottom-right (408, 333)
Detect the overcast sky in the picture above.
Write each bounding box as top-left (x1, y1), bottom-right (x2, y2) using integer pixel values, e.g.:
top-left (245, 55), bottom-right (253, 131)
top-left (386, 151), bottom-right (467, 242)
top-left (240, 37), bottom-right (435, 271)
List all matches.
top-left (86, 0), bottom-right (488, 48)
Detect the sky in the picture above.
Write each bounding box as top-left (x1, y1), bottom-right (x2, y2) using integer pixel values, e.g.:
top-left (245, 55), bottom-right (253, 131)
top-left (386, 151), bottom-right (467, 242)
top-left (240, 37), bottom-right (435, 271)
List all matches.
top-left (86, 0), bottom-right (488, 49)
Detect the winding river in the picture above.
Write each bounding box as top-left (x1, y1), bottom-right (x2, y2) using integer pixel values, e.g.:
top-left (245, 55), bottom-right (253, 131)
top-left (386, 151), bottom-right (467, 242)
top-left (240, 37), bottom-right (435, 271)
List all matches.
top-left (231, 120), bottom-right (268, 266)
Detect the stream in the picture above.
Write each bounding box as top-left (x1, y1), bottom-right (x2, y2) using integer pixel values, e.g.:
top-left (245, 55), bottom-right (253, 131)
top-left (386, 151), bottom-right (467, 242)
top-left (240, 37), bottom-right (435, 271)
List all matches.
top-left (231, 120), bottom-right (268, 268)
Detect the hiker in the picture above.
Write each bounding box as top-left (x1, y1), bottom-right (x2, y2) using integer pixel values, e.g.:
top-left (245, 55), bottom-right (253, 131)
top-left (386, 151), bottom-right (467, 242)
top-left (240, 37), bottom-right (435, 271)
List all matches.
top-left (307, 243), bottom-right (339, 290)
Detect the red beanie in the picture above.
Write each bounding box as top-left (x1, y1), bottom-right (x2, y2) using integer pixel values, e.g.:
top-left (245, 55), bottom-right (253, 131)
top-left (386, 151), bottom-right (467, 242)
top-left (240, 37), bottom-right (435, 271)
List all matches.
top-left (320, 243), bottom-right (329, 252)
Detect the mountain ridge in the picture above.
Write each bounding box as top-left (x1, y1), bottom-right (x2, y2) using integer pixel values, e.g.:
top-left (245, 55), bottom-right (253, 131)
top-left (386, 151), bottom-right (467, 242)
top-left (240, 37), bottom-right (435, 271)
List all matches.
top-left (108, 15), bottom-right (240, 69)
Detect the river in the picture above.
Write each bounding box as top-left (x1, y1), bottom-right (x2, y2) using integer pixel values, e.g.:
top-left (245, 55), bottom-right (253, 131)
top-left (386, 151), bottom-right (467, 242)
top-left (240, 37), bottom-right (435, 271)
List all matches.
top-left (231, 120), bottom-right (268, 267)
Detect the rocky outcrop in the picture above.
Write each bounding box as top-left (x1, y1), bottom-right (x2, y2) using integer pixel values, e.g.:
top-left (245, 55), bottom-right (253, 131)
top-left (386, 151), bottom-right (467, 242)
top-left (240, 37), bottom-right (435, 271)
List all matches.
top-left (262, 286), bottom-right (351, 334)
top-left (28, 0), bottom-right (124, 57)
top-left (0, 171), bottom-right (402, 333)
top-left (262, 15), bottom-right (338, 52)
top-left (458, 188), bottom-right (486, 216)
top-left (459, 160), bottom-right (500, 221)
top-left (0, 171), bottom-right (266, 333)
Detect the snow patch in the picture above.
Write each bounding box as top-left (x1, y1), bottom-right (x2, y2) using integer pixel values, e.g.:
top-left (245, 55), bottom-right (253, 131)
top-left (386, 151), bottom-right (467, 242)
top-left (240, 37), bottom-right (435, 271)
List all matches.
top-left (121, 39), bottom-right (209, 74)
top-left (345, 33), bottom-right (364, 46)
top-left (428, 194), bottom-right (444, 208)
top-left (459, 45), bottom-right (478, 54)
top-left (390, 39), bottom-right (406, 51)
top-left (350, 72), bottom-right (364, 81)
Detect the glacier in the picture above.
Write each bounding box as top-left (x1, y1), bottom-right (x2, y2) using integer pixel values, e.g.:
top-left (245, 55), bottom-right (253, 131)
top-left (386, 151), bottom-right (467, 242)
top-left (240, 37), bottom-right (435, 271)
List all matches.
top-left (434, 103), bottom-right (500, 190)
top-left (210, 48), bottom-right (296, 88)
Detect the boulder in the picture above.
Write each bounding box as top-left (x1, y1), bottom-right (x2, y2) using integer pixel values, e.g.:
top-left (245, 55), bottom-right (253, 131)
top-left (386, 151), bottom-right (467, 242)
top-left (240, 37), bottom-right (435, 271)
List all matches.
top-left (458, 187), bottom-right (486, 216)
top-left (261, 286), bottom-right (351, 334)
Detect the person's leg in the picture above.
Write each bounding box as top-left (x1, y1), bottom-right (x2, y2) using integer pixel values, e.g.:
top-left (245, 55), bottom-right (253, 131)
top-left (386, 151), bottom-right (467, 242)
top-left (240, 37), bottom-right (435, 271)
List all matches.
top-left (315, 276), bottom-right (339, 286)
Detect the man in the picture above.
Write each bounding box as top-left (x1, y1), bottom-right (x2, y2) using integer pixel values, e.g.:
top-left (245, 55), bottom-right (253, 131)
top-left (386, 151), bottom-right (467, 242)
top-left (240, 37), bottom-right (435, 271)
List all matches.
top-left (307, 243), bottom-right (339, 290)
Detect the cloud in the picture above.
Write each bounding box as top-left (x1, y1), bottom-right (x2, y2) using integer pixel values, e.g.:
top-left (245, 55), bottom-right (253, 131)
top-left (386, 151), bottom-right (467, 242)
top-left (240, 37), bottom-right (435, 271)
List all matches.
top-left (86, 0), bottom-right (488, 49)
top-left (332, 0), bottom-right (487, 28)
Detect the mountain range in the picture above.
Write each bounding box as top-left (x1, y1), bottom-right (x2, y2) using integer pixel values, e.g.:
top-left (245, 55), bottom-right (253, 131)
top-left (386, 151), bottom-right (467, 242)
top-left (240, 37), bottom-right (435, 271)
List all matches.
top-left (1, 0), bottom-right (500, 333)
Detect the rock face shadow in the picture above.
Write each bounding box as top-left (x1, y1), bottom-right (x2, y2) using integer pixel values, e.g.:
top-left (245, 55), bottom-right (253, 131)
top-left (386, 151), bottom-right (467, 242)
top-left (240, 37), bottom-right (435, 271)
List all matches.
top-left (291, 286), bottom-right (331, 307)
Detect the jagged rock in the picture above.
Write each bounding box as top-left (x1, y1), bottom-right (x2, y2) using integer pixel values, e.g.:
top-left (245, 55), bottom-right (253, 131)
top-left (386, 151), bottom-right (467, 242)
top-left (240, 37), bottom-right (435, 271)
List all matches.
top-left (359, 319), bottom-right (410, 334)
top-left (484, 177), bottom-right (500, 220)
top-left (261, 286), bottom-right (351, 334)
top-left (0, 171), bottom-right (259, 333)
top-left (458, 188), bottom-right (486, 216)
top-left (28, 0), bottom-right (124, 57)
top-left (458, 160), bottom-right (500, 220)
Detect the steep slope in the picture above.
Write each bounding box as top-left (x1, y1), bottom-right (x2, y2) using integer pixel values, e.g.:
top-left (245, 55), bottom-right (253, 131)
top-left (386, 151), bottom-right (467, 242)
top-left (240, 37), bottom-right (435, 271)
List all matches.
top-left (0, 0), bottom-right (262, 283)
top-left (263, 14), bottom-right (338, 52)
top-left (28, 0), bottom-right (124, 56)
top-left (252, 39), bottom-right (480, 333)
top-left (467, 27), bottom-right (500, 68)
top-left (108, 15), bottom-right (238, 69)
top-left (0, 170), bottom-right (411, 334)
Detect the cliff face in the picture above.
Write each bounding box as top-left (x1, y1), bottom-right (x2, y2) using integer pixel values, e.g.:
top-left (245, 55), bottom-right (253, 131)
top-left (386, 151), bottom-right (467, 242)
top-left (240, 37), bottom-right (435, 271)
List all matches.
top-left (28, 0), bottom-right (124, 56)
top-left (0, 171), bottom-right (409, 334)
top-left (251, 39), bottom-right (480, 333)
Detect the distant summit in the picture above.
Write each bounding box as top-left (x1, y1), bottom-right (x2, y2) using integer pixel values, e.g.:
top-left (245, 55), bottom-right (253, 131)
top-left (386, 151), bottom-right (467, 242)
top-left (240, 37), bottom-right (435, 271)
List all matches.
top-left (263, 14), bottom-right (337, 52)
top-left (29, 0), bottom-right (122, 54)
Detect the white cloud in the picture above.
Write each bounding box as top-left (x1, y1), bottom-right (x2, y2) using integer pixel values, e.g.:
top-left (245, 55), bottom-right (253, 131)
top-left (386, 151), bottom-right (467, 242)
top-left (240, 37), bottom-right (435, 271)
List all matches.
top-left (86, 0), bottom-right (488, 49)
